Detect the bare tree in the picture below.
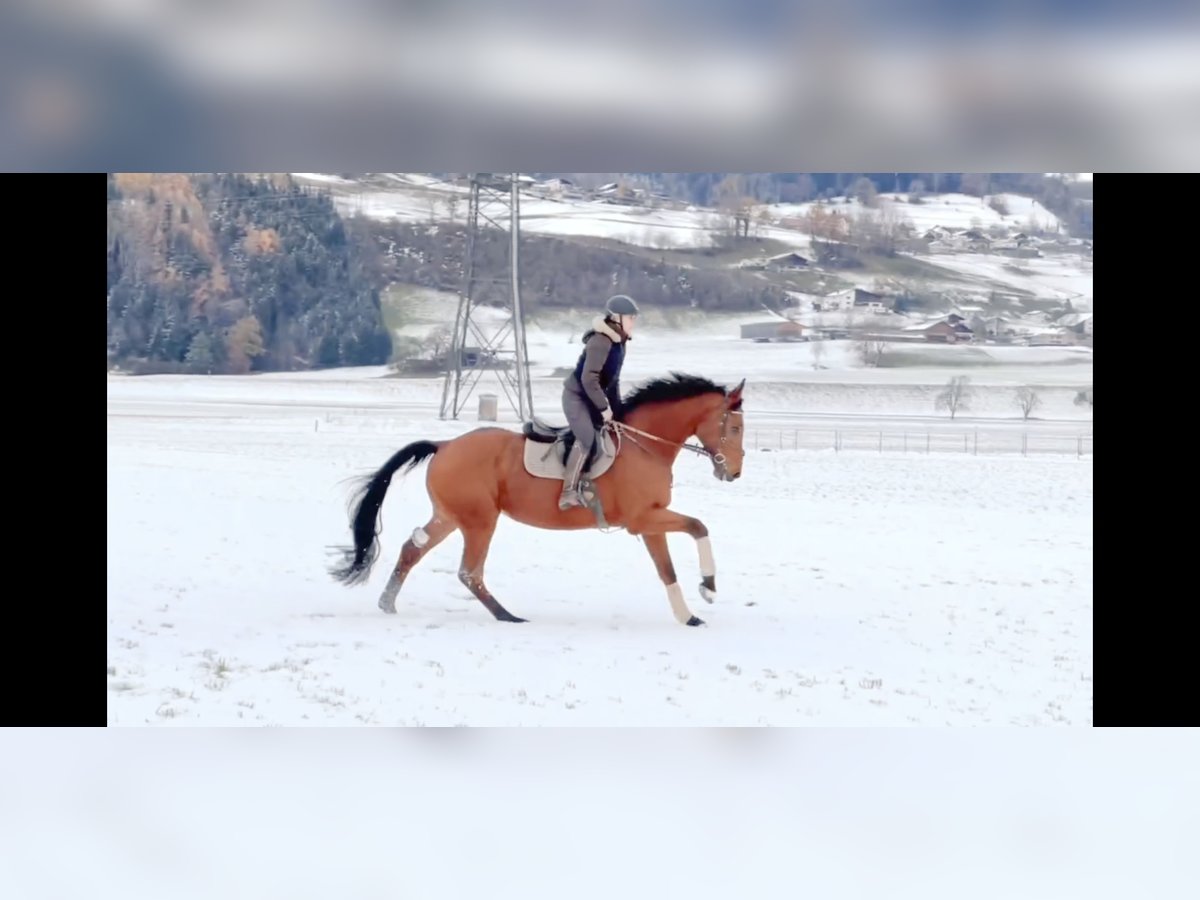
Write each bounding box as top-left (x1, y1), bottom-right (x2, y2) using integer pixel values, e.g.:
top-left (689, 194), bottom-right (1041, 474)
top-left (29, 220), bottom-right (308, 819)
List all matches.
top-left (850, 176), bottom-right (879, 208)
top-left (810, 336), bottom-right (825, 369)
top-left (857, 337), bottom-right (888, 367)
top-left (1014, 385), bottom-right (1041, 420)
top-left (714, 174), bottom-right (758, 240)
top-left (782, 174), bottom-right (817, 203)
top-left (805, 204), bottom-right (850, 242)
top-left (849, 205), bottom-right (907, 257)
top-left (754, 207), bottom-right (774, 238)
top-left (935, 376), bottom-right (973, 419)
top-left (843, 303), bottom-right (859, 338)
top-left (444, 192), bottom-right (461, 223)
top-left (422, 323), bottom-right (454, 361)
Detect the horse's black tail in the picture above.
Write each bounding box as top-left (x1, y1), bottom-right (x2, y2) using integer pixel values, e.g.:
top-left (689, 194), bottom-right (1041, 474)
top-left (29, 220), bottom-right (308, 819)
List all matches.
top-left (329, 440), bottom-right (441, 586)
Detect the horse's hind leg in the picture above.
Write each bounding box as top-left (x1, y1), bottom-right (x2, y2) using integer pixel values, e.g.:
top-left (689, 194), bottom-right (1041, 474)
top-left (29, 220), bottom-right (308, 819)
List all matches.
top-left (458, 518), bottom-right (526, 623)
top-left (378, 514), bottom-right (456, 613)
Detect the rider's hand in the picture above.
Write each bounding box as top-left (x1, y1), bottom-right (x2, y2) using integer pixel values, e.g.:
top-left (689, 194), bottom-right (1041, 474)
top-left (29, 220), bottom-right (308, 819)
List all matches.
top-left (600, 407), bottom-right (614, 424)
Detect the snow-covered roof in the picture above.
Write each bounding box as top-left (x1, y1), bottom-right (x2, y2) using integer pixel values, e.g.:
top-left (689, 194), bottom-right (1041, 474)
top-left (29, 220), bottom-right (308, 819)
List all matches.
top-left (1056, 313), bottom-right (1093, 326)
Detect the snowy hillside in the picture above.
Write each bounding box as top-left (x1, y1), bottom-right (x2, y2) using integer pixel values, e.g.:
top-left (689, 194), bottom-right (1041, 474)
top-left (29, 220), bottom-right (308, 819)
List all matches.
top-left (295, 172), bottom-right (811, 251)
top-left (295, 174), bottom-right (1069, 249)
top-left (764, 192), bottom-right (1064, 233)
top-left (292, 173), bottom-right (1090, 307)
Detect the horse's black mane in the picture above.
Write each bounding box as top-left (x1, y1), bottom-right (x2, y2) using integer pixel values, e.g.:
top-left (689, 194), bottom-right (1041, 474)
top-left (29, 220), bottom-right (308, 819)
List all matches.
top-left (620, 373), bottom-right (730, 420)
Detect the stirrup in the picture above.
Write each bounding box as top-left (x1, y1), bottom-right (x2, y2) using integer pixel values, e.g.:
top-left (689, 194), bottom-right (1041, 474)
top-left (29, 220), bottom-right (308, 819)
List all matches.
top-left (558, 488), bottom-right (584, 510)
top-left (577, 477), bottom-right (609, 529)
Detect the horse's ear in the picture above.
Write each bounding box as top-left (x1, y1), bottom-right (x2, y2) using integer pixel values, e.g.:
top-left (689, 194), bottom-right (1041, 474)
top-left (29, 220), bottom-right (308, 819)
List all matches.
top-left (728, 378), bottom-right (745, 406)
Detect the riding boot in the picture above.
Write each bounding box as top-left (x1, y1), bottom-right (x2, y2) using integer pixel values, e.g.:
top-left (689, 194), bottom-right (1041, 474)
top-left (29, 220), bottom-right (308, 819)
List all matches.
top-left (558, 442), bottom-right (588, 510)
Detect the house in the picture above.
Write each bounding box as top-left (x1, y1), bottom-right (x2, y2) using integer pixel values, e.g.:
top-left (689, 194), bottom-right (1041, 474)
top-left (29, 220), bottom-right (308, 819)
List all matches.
top-left (961, 229), bottom-right (992, 251)
top-left (1029, 332), bottom-right (1071, 346)
top-left (969, 315), bottom-right (1017, 340)
top-left (740, 320), bottom-right (807, 342)
top-left (921, 320), bottom-right (975, 343)
top-left (812, 239), bottom-right (862, 267)
top-left (852, 288), bottom-right (894, 313)
top-left (813, 287), bottom-right (893, 314)
top-left (815, 289), bottom-right (855, 312)
top-left (532, 177), bottom-right (574, 199)
top-left (765, 250), bottom-right (812, 271)
top-left (1056, 312), bottom-right (1093, 338)
top-left (459, 346), bottom-right (503, 367)
top-left (1001, 244), bottom-right (1043, 258)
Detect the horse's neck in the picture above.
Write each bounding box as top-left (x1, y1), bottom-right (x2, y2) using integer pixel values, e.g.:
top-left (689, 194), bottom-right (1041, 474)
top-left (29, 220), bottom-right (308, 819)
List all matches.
top-left (626, 399), bottom-right (703, 448)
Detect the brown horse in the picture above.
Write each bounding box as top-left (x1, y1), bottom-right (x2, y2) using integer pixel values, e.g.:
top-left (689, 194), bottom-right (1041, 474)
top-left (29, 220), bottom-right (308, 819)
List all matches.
top-left (330, 373), bottom-right (746, 626)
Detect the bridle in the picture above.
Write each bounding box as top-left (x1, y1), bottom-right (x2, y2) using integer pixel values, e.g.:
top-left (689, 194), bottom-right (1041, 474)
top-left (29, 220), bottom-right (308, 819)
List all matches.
top-left (610, 404), bottom-right (742, 480)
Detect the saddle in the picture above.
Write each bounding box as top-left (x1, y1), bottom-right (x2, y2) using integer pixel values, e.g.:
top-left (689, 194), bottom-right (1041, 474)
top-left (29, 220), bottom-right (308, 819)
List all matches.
top-left (521, 418), bottom-right (618, 481)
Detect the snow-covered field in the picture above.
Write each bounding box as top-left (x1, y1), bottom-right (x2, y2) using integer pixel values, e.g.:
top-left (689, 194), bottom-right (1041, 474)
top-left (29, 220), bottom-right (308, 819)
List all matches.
top-left (910, 251), bottom-right (1093, 303)
top-left (765, 191), bottom-right (1064, 234)
top-left (388, 293), bottom-right (1095, 431)
top-left (108, 355), bottom-right (1093, 725)
top-left (3, 729), bottom-right (1191, 900)
top-left (317, 178), bottom-right (813, 250)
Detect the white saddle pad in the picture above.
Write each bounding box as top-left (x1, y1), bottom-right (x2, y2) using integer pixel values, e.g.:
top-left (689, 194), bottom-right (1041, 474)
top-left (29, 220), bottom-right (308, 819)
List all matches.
top-left (522, 431), bottom-right (618, 481)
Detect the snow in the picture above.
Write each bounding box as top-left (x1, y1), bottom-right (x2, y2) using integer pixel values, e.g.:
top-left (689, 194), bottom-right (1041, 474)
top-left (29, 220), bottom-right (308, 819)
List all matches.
top-left (290, 172), bottom-right (354, 185)
top-left (910, 251), bottom-right (1093, 303)
top-left (430, 308), bottom-right (1096, 395)
top-left (761, 192), bottom-right (1065, 235)
top-left (339, 186), bottom-right (812, 250)
top-left (292, 174), bottom-right (1089, 305)
top-left (109, 340), bottom-right (1093, 724)
top-left (4, 729), bottom-right (1191, 900)
top-left (887, 193), bottom-right (1060, 233)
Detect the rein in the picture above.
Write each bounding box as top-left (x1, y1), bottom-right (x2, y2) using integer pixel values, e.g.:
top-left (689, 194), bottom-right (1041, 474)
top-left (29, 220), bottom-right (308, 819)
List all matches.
top-left (610, 407), bottom-right (741, 467)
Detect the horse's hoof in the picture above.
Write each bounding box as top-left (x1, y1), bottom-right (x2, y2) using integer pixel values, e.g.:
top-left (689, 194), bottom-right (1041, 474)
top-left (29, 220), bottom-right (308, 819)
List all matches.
top-left (498, 613), bottom-right (528, 623)
top-left (699, 583), bottom-right (717, 604)
top-left (686, 616), bottom-right (705, 627)
top-left (378, 598), bottom-right (396, 614)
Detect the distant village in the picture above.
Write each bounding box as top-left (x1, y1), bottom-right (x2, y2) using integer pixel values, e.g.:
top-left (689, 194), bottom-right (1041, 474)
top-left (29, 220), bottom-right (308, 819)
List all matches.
top-left (733, 226), bottom-right (1092, 349)
top-left (739, 299), bottom-right (1092, 348)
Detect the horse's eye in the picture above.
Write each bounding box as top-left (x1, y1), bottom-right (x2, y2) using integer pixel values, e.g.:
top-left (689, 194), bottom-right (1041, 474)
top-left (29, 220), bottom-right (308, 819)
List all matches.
top-left (731, 427), bottom-right (740, 434)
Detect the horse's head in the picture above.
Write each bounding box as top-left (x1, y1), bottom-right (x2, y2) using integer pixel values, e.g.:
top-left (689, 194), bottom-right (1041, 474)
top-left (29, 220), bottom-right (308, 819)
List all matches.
top-left (621, 373), bottom-right (747, 480)
top-left (695, 378), bottom-right (746, 481)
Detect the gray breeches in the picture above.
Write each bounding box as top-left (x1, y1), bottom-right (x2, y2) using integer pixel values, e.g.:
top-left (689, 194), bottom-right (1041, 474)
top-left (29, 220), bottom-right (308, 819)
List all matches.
top-left (562, 383), bottom-right (599, 456)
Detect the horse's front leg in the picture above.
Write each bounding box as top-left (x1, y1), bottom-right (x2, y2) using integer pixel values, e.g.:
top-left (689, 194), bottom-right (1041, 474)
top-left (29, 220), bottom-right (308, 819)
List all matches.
top-left (628, 508), bottom-right (717, 624)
